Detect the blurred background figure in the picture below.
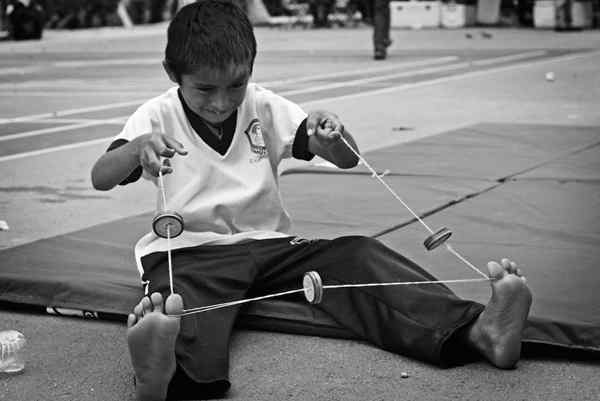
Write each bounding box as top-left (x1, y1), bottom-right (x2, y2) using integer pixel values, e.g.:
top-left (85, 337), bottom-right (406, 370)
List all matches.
top-left (372, 0), bottom-right (391, 59)
top-left (352, 0), bottom-right (372, 24)
top-left (3, 0), bottom-right (46, 40)
top-left (309, 0), bottom-right (334, 27)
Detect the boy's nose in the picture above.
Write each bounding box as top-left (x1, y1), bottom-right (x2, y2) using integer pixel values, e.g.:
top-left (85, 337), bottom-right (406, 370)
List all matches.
top-left (209, 92), bottom-right (230, 112)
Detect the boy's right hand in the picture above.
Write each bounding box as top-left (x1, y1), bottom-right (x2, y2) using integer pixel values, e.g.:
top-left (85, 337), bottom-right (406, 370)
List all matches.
top-left (137, 132), bottom-right (187, 176)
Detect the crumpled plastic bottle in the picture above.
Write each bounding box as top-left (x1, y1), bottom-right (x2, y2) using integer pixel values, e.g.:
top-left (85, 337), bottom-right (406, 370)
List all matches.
top-left (0, 330), bottom-right (26, 374)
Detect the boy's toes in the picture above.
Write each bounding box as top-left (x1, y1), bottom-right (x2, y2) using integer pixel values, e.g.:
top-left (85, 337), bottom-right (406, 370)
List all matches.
top-left (487, 261), bottom-right (506, 280)
top-left (141, 296), bottom-right (153, 315)
top-left (165, 293), bottom-right (184, 316)
top-left (127, 313), bottom-right (137, 328)
top-left (133, 301), bottom-right (144, 318)
top-left (501, 258), bottom-right (526, 278)
top-left (501, 258), bottom-right (517, 274)
top-left (150, 292), bottom-right (164, 313)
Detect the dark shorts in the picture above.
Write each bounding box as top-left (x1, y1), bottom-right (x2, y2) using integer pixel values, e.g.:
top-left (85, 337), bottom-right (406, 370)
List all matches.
top-left (141, 236), bottom-right (484, 400)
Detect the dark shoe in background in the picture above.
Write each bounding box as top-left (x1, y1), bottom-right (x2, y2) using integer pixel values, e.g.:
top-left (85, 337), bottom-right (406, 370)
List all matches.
top-left (374, 48), bottom-right (387, 60)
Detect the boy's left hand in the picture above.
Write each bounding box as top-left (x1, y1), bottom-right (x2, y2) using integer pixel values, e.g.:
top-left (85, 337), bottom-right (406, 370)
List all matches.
top-left (306, 110), bottom-right (344, 146)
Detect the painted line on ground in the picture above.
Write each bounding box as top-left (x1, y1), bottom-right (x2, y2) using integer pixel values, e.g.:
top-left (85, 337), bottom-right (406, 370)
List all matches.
top-left (279, 51), bottom-right (546, 97)
top-left (0, 137), bottom-right (111, 162)
top-left (0, 79), bottom-right (152, 89)
top-left (471, 50), bottom-right (546, 66)
top-left (0, 52), bottom-right (533, 125)
top-left (0, 56), bottom-right (459, 123)
top-left (0, 117), bottom-right (128, 125)
top-left (0, 52), bottom-right (530, 97)
top-left (0, 61), bottom-right (158, 76)
top-left (0, 118), bottom-right (127, 142)
top-left (303, 49), bottom-right (600, 107)
top-left (1, 49), bottom-right (596, 162)
top-left (0, 91), bottom-right (163, 97)
top-left (0, 100), bottom-right (145, 124)
top-left (259, 56), bottom-right (458, 87)
top-left (0, 56), bottom-right (483, 138)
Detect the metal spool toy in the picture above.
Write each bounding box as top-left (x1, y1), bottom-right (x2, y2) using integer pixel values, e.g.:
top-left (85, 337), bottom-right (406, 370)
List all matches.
top-left (423, 227), bottom-right (452, 251)
top-left (152, 210), bottom-right (184, 239)
top-left (303, 271), bottom-right (323, 305)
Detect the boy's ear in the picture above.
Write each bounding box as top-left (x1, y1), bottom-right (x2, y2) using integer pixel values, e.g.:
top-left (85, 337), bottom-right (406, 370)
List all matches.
top-left (162, 60), bottom-right (180, 84)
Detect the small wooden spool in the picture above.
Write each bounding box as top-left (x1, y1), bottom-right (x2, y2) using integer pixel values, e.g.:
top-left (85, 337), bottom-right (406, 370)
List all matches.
top-left (303, 271), bottom-right (323, 305)
top-left (423, 227), bottom-right (452, 251)
top-left (152, 211), bottom-right (184, 239)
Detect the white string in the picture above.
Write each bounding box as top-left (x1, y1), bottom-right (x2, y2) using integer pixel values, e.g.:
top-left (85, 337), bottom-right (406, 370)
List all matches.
top-left (169, 277), bottom-right (491, 317)
top-left (340, 136), bottom-right (435, 234)
top-left (339, 136), bottom-right (489, 278)
top-left (158, 168), bottom-right (175, 296)
top-left (175, 288), bottom-right (305, 317)
top-left (166, 226), bottom-right (174, 295)
top-left (158, 169), bottom-right (168, 211)
top-left (445, 244), bottom-right (489, 279)
top-left (323, 277), bottom-right (490, 289)
top-left (159, 137), bottom-right (494, 318)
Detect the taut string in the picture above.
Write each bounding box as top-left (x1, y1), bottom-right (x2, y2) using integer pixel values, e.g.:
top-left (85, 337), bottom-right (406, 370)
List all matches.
top-left (158, 134), bottom-right (492, 317)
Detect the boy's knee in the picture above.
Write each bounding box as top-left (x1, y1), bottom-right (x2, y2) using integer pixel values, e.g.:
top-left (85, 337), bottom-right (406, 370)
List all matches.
top-left (341, 236), bottom-right (383, 263)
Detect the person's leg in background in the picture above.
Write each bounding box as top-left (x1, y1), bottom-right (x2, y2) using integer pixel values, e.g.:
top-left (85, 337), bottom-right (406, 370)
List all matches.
top-left (372, 0), bottom-right (391, 59)
top-left (310, 0), bottom-right (334, 28)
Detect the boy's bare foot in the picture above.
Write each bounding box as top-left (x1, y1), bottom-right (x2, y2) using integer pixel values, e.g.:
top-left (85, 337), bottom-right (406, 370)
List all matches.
top-left (127, 292), bottom-right (183, 401)
top-left (466, 258), bottom-right (532, 368)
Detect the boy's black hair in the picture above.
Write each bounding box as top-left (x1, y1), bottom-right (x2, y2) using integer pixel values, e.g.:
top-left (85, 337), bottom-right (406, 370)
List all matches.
top-left (165, 0), bottom-right (257, 81)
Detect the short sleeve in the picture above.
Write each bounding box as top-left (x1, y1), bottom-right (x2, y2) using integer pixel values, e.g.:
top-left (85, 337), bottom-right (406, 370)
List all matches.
top-left (291, 118), bottom-right (314, 161)
top-left (114, 103), bottom-right (155, 143)
top-left (253, 84), bottom-right (308, 161)
top-left (105, 102), bottom-right (158, 185)
top-left (106, 139), bottom-right (143, 185)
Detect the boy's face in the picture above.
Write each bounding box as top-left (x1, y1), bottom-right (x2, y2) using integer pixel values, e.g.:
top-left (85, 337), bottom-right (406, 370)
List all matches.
top-left (173, 63), bottom-right (251, 125)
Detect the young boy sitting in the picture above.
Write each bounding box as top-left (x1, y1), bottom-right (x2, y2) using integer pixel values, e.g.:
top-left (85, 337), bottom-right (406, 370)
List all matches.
top-left (91, 1), bottom-right (532, 400)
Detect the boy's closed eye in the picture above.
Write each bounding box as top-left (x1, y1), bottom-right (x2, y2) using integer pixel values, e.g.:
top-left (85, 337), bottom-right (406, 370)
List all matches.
top-left (193, 81), bottom-right (247, 92)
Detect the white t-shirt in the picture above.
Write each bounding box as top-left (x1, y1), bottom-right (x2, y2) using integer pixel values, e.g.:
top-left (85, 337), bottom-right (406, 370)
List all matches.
top-left (114, 84), bottom-right (308, 276)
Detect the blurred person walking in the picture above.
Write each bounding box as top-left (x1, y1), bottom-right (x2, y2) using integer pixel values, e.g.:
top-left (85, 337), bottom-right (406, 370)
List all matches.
top-left (372, 0), bottom-right (391, 59)
top-left (5, 0), bottom-right (45, 40)
top-left (309, 0), bottom-right (334, 27)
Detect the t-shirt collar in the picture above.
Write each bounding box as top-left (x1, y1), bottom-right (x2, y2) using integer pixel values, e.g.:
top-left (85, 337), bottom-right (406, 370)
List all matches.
top-left (178, 88), bottom-right (237, 156)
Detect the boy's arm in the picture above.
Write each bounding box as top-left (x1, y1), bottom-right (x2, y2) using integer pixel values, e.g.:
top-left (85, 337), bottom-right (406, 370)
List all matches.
top-left (91, 133), bottom-right (187, 191)
top-left (91, 136), bottom-right (146, 191)
top-left (306, 110), bottom-right (359, 169)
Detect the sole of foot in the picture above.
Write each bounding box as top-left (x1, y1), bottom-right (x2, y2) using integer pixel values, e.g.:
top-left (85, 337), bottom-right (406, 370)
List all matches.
top-left (468, 258), bottom-right (532, 369)
top-left (127, 292), bottom-right (184, 401)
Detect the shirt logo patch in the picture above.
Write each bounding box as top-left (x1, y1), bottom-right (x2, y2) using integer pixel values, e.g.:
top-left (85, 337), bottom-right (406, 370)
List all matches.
top-left (244, 118), bottom-right (268, 163)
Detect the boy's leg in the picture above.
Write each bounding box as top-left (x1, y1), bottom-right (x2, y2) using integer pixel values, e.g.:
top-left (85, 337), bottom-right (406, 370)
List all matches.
top-left (127, 292), bottom-right (184, 401)
top-left (461, 258), bottom-right (531, 368)
top-left (251, 236), bottom-right (530, 368)
top-left (138, 243), bottom-right (259, 400)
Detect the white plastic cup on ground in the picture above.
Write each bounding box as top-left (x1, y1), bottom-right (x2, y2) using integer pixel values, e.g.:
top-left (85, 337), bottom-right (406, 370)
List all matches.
top-left (0, 330), bottom-right (26, 374)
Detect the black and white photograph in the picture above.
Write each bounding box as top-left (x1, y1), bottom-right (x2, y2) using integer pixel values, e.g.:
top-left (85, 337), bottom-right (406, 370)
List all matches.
top-left (0, 0), bottom-right (598, 400)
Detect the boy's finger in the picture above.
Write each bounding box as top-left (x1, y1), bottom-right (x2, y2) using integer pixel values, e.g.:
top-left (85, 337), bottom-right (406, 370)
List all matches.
top-left (163, 136), bottom-right (188, 155)
top-left (306, 117), bottom-right (317, 137)
top-left (160, 165), bottom-right (173, 175)
top-left (333, 122), bottom-right (344, 135)
top-left (323, 117), bottom-right (343, 134)
top-left (328, 130), bottom-right (342, 140)
top-left (306, 111), bottom-right (326, 136)
top-left (142, 149), bottom-right (162, 176)
top-left (159, 147), bottom-right (176, 157)
top-left (150, 118), bottom-right (162, 134)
